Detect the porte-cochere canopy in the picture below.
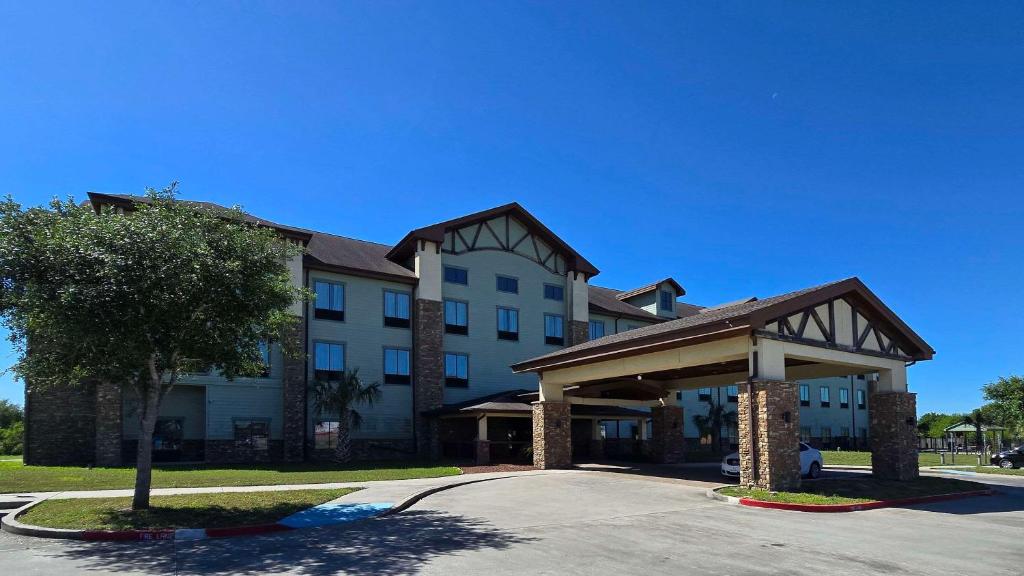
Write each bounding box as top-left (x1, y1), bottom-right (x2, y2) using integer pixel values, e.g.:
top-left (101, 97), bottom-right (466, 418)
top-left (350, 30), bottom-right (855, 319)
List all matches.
top-left (512, 277), bottom-right (934, 490)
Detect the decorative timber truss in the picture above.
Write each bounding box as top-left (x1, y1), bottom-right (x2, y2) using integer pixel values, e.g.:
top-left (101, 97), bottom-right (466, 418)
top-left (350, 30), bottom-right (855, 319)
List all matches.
top-left (760, 296), bottom-right (911, 360)
top-left (441, 213), bottom-right (570, 276)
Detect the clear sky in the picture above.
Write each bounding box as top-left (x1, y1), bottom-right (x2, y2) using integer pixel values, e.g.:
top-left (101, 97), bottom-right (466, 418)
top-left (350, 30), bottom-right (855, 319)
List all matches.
top-left (1, 2), bottom-right (1021, 414)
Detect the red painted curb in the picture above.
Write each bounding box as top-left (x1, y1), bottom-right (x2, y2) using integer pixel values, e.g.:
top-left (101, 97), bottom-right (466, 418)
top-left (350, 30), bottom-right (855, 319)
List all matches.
top-left (204, 523), bottom-right (292, 538)
top-left (738, 489), bottom-right (994, 512)
top-left (82, 529), bottom-right (175, 541)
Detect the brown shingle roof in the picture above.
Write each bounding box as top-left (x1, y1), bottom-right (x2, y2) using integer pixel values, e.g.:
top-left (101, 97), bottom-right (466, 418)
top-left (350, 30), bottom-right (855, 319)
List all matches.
top-left (588, 285), bottom-right (664, 322)
top-left (304, 232), bottom-right (416, 282)
top-left (616, 277), bottom-right (686, 299)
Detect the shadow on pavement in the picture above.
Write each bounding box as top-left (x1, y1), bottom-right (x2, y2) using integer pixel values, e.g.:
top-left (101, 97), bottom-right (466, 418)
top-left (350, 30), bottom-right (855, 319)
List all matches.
top-left (50, 510), bottom-right (536, 575)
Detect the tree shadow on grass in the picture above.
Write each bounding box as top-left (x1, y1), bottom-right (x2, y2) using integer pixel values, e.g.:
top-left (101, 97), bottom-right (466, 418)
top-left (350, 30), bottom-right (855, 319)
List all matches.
top-left (52, 509), bottom-right (537, 575)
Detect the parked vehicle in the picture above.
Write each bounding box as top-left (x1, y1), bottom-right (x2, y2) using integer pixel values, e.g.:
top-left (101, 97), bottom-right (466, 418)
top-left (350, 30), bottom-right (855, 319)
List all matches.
top-left (721, 442), bottom-right (823, 479)
top-left (990, 447), bottom-right (1024, 469)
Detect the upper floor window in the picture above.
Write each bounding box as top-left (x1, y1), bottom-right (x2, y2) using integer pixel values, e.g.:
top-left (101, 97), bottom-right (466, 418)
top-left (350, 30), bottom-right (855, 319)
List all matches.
top-left (589, 320), bottom-right (605, 340)
top-left (659, 290), bottom-right (674, 311)
top-left (544, 314), bottom-right (564, 346)
top-left (497, 307), bottom-right (519, 341)
top-left (496, 275), bottom-right (518, 294)
top-left (314, 280), bottom-right (345, 321)
top-left (839, 387), bottom-right (850, 409)
top-left (698, 387), bottom-right (712, 402)
top-left (544, 284), bottom-right (564, 301)
top-left (857, 389), bottom-right (867, 410)
top-left (726, 385), bottom-right (738, 403)
top-left (799, 384), bottom-right (810, 407)
top-left (819, 386), bottom-right (831, 408)
top-left (314, 341), bottom-right (344, 381)
top-left (383, 290), bottom-right (411, 328)
top-left (383, 348), bottom-right (411, 385)
top-left (444, 299), bottom-right (468, 335)
top-left (444, 266), bottom-right (468, 285)
top-left (444, 352), bottom-right (469, 387)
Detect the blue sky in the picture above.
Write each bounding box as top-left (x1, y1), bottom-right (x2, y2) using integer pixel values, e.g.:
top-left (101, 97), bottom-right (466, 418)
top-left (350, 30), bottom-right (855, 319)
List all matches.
top-left (1, 2), bottom-right (1021, 414)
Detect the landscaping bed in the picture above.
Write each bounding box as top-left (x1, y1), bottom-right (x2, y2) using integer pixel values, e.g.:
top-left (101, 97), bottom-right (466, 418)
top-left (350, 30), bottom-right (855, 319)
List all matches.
top-left (0, 460), bottom-right (459, 493)
top-left (18, 488), bottom-right (358, 530)
top-left (718, 476), bottom-right (988, 506)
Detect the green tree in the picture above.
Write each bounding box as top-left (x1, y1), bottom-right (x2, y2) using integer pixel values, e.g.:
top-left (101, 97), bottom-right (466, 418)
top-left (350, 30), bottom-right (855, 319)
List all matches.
top-left (917, 412), bottom-right (965, 439)
top-left (691, 398), bottom-right (737, 453)
top-left (983, 375), bottom-right (1024, 439)
top-left (0, 399), bottom-right (23, 429)
top-left (963, 408), bottom-right (989, 453)
top-left (0, 421), bottom-right (23, 454)
top-left (0, 184), bottom-right (304, 509)
top-left (310, 368), bottom-right (382, 463)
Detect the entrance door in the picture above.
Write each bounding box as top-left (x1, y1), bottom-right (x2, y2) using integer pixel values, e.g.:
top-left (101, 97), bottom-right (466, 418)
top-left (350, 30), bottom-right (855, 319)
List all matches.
top-left (571, 419), bottom-right (592, 460)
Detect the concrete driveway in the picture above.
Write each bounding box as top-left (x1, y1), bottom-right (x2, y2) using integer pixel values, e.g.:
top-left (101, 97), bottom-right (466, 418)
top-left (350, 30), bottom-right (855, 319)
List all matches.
top-left (1, 468), bottom-right (1022, 575)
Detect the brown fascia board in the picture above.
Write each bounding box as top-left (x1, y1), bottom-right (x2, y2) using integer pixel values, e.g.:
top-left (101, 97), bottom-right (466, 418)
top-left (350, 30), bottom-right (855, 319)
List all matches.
top-left (86, 192), bottom-right (314, 244)
top-left (303, 256), bottom-right (419, 285)
top-left (616, 277), bottom-right (687, 300)
top-left (511, 321), bottom-right (752, 374)
top-left (384, 202), bottom-right (600, 277)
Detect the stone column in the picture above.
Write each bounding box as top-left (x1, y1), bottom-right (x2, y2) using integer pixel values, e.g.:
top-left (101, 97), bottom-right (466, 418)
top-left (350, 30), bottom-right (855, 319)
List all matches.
top-left (737, 380), bottom-right (801, 491)
top-left (413, 240), bottom-right (444, 460)
top-left (532, 402), bottom-right (571, 469)
top-left (650, 405), bottom-right (685, 464)
top-left (282, 317), bottom-right (307, 462)
top-left (94, 381), bottom-right (123, 466)
top-left (567, 270), bottom-right (589, 346)
top-left (870, 390), bottom-right (919, 481)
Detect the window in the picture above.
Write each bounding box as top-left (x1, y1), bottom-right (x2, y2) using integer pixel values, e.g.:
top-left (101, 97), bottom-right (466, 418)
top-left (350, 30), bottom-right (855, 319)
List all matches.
top-left (857, 389), bottom-right (867, 410)
top-left (383, 290), bottom-right (410, 328)
top-left (800, 426), bottom-right (811, 442)
top-left (383, 348), bottom-right (411, 385)
top-left (726, 385), bottom-right (739, 403)
top-left (819, 386), bottom-right (831, 408)
top-left (799, 384), bottom-right (810, 407)
top-left (698, 387), bottom-right (712, 402)
top-left (497, 307), bottom-right (519, 341)
top-left (444, 299), bottom-right (468, 335)
top-left (544, 314), bottom-right (564, 346)
top-left (233, 419), bottom-right (269, 451)
top-left (313, 280), bottom-right (345, 321)
top-left (444, 353), bottom-right (468, 387)
top-left (444, 266), bottom-right (468, 285)
top-left (544, 284), bottom-right (564, 301)
top-left (857, 374), bottom-right (866, 380)
top-left (588, 320), bottom-right (605, 340)
top-left (725, 424), bottom-right (738, 446)
top-left (314, 342), bottom-right (344, 381)
top-left (839, 387), bottom-right (849, 409)
top-left (314, 421), bottom-right (339, 449)
top-left (676, 390), bottom-right (682, 400)
top-left (659, 290), bottom-right (674, 311)
top-left (840, 426), bottom-right (850, 438)
top-left (820, 427), bottom-right (832, 443)
top-left (257, 340), bottom-right (271, 377)
top-left (496, 275), bottom-right (518, 294)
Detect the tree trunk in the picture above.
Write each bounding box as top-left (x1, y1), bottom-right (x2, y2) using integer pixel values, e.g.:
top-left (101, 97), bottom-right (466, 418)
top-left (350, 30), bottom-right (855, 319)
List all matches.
top-left (132, 380), bottom-right (161, 510)
top-left (334, 414), bottom-right (352, 464)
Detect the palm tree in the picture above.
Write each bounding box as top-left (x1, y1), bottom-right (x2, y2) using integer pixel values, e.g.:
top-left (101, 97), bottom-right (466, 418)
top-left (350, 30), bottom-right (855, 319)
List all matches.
top-left (963, 408), bottom-right (988, 454)
top-left (692, 398), bottom-right (737, 453)
top-left (310, 368), bottom-right (382, 463)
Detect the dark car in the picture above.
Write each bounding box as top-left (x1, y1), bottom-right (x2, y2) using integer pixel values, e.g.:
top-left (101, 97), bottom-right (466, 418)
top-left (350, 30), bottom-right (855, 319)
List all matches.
top-left (990, 447), bottom-right (1024, 469)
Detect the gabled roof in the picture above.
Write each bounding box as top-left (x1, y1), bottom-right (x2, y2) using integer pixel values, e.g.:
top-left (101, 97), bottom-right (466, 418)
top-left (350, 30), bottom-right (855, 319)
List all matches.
top-left (616, 277), bottom-right (686, 300)
top-left (304, 233), bottom-right (417, 283)
top-left (513, 277), bottom-right (934, 373)
top-left (385, 202), bottom-right (600, 277)
top-left (588, 285), bottom-right (664, 322)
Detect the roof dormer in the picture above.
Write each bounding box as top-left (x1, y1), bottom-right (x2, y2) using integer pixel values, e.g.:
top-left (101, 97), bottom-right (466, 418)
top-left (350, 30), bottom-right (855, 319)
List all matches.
top-left (616, 278), bottom-right (685, 319)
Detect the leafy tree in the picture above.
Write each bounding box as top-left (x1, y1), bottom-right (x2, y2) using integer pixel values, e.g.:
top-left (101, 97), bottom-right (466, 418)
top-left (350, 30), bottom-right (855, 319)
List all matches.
top-left (917, 412), bottom-right (965, 438)
top-left (983, 375), bottom-right (1024, 439)
top-left (963, 408), bottom-right (989, 453)
top-left (691, 398), bottom-right (737, 453)
top-left (0, 184), bottom-right (304, 509)
top-left (0, 421), bottom-right (23, 454)
top-left (0, 399), bottom-right (22, 429)
top-left (310, 368), bottom-right (382, 463)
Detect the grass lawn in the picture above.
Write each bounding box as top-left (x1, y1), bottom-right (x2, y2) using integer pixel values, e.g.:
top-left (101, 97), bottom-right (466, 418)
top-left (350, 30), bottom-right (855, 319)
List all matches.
top-left (718, 476), bottom-right (986, 505)
top-left (19, 488), bottom-right (357, 530)
top-left (0, 455), bottom-right (22, 462)
top-left (822, 451), bottom-right (985, 467)
top-left (964, 466), bottom-right (1024, 476)
top-left (0, 460), bottom-right (460, 493)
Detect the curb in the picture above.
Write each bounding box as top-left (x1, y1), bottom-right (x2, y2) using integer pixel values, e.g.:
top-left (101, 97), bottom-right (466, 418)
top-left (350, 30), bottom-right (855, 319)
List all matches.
top-left (2, 474), bottom-right (526, 542)
top-left (706, 488), bottom-right (995, 513)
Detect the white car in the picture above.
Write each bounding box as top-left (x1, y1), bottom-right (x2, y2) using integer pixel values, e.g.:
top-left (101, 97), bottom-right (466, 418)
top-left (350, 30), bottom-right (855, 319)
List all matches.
top-left (721, 442), bottom-right (823, 479)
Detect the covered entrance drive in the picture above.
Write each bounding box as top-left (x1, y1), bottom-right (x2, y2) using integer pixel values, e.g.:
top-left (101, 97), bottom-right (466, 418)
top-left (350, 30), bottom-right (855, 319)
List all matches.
top-left (513, 278), bottom-right (934, 491)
